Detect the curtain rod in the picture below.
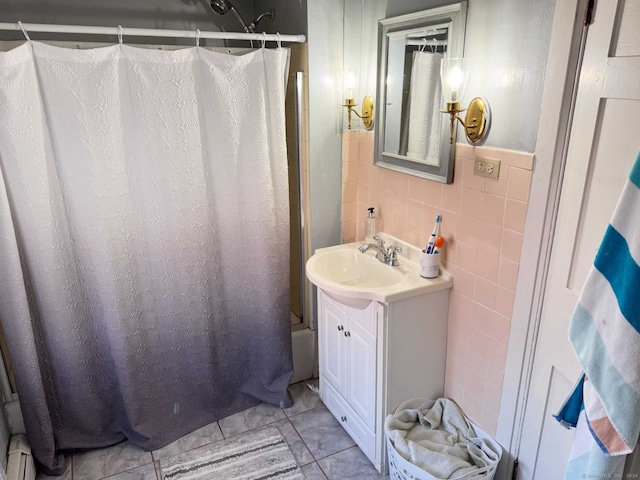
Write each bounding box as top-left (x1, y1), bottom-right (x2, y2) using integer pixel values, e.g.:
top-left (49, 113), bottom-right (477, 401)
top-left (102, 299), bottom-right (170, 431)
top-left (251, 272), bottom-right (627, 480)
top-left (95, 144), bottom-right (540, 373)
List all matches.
top-left (0, 22), bottom-right (306, 44)
top-left (406, 39), bottom-right (447, 47)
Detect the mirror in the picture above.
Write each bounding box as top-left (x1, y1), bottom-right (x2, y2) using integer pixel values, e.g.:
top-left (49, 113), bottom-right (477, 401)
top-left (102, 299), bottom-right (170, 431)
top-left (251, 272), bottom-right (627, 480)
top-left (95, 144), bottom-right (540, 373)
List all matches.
top-left (375, 2), bottom-right (467, 184)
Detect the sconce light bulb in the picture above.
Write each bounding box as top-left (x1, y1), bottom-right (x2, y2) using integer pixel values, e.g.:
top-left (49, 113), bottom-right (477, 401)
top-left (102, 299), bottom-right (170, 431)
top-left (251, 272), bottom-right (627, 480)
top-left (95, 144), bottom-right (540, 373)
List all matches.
top-left (447, 65), bottom-right (464, 88)
top-left (447, 65), bottom-right (465, 101)
top-left (346, 72), bottom-right (356, 89)
top-left (346, 72), bottom-right (356, 99)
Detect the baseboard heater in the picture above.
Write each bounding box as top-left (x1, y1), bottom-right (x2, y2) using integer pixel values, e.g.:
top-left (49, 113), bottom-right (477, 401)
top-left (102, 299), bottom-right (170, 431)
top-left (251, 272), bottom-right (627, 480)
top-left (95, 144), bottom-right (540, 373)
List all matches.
top-left (6, 435), bottom-right (35, 480)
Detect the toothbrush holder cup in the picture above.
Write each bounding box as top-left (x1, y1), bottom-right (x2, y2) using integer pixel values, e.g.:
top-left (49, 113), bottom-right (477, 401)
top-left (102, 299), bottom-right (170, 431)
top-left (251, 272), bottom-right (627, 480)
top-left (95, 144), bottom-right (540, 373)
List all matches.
top-left (420, 251), bottom-right (440, 278)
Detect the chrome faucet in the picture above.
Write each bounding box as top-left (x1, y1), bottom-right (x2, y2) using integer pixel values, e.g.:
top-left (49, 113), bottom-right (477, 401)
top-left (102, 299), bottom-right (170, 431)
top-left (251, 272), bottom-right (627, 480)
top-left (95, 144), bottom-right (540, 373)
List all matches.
top-left (358, 236), bottom-right (403, 266)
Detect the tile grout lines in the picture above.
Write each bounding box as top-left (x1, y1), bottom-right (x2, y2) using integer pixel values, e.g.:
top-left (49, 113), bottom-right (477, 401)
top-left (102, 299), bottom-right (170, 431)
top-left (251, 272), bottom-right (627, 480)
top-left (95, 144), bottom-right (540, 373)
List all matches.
top-left (67, 383), bottom-right (341, 480)
top-left (285, 413), bottom-right (326, 479)
top-left (150, 451), bottom-right (159, 480)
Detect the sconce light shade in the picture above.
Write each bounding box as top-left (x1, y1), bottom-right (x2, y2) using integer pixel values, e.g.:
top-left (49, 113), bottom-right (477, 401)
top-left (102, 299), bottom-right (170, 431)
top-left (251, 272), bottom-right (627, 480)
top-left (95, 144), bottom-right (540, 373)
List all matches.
top-left (439, 57), bottom-right (491, 145)
top-left (440, 58), bottom-right (469, 104)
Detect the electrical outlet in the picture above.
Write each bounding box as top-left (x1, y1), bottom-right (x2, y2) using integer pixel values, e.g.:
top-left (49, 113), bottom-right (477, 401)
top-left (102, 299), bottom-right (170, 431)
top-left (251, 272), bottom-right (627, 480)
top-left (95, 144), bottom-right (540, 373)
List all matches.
top-left (474, 156), bottom-right (500, 180)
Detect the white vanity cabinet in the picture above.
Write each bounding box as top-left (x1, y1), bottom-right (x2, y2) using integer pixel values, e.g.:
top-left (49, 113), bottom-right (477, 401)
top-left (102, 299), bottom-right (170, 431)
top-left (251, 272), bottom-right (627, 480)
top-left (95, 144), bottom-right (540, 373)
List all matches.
top-left (317, 287), bottom-right (451, 474)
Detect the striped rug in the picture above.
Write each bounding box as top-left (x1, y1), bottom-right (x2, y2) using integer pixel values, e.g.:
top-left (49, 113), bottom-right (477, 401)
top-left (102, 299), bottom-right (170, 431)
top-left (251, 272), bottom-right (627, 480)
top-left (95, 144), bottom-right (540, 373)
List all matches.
top-left (160, 426), bottom-right (304, 480)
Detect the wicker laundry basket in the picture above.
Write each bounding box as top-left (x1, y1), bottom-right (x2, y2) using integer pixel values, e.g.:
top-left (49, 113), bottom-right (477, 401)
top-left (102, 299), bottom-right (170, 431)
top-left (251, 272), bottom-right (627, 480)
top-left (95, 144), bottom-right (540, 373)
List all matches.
top-left (385, 399), bottom-right (501, 480)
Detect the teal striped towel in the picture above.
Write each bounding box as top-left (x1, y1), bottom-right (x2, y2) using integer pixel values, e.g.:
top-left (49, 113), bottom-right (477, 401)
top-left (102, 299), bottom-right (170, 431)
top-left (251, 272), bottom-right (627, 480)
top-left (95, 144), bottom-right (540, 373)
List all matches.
top-left (555, 151), bottom-right (640, 477)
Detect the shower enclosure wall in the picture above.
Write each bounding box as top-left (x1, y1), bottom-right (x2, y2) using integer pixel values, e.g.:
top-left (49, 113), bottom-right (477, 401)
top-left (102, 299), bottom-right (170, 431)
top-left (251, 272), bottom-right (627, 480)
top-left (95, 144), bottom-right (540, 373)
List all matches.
top-left (288, 43), bottom-right (309, 328)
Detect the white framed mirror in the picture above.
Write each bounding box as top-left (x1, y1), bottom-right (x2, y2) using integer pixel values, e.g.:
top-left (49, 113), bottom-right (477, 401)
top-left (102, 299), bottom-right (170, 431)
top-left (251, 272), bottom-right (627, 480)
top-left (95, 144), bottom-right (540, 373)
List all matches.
top-left (375, 2), bottom-right (467, 184)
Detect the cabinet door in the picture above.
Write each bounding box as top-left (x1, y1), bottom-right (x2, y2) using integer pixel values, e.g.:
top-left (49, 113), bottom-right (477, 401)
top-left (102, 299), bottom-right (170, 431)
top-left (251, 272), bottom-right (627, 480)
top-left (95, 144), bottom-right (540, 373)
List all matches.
top-left (319, 293), bottom-right (347, 393)
top-left (345, 305), bottom-right (377, 430)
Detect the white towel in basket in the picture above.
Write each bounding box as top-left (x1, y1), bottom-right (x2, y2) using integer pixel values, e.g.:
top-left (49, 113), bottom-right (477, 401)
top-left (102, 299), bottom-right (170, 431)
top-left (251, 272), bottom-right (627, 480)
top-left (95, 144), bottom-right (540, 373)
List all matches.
top-left (385, 398), bottom-right (499, 479)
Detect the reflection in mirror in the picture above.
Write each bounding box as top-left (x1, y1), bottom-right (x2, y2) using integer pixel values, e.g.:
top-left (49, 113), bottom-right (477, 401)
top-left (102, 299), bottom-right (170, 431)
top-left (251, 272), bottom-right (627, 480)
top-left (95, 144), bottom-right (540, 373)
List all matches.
top-left (375, 2), bottom-right (467, 184)
top-left (385, 27), bottom-right (447, 166)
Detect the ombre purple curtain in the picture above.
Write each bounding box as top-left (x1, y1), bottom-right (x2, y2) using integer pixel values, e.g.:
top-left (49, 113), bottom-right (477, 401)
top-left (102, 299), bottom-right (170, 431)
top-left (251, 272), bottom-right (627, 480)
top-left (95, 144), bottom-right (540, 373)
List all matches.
top-left (0, 42), bottom-right (292, 474)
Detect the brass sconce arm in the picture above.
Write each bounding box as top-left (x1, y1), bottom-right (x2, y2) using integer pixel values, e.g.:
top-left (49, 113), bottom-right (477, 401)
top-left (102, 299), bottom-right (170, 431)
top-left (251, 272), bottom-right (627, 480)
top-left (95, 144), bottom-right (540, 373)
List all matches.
top-left (440, 97), bottom-right (491, 145)
top-left (342, 96), bottom-right (375, 130)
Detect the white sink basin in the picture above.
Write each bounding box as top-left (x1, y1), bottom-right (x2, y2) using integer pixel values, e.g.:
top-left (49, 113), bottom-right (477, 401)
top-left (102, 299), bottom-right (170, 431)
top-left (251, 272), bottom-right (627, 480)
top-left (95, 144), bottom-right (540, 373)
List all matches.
top-left (310, 249), bottom-right (404, 288)
top-left (305, 233), bottom-right (452, 303)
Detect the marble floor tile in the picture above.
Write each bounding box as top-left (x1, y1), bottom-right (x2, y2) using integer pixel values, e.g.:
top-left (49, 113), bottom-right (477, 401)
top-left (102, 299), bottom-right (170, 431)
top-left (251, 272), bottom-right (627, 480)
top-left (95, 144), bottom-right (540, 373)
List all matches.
top-left (103, 462), bottom-right (158, 480)
top-left (36, 457), bottom-right (72, 480)
top-left (288, 405), bottom-right (355, 460)
top-left (256, 418), bottom-right (314, 466)
top-left (73, 441), bottom-right (153, 480)
top-left (284, 379), bottom-right (322, 417)
top-left (36, 381), bottom-right (391, 480)
top-left (318, 446), bottom-right (388, 480)
top-left (218, 402), bottom-right (286, 437)
top-left (153, 461), bottom-right (162, 479)
top-left (301, 461), bottom-right (329, 479)
top-left (152, 422), bottom-right (223, 460)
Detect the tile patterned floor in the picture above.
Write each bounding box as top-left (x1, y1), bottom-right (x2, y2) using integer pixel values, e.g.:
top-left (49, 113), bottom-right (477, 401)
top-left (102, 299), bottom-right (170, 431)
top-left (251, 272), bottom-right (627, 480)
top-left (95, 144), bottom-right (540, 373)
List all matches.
top-left (36, 379), bottom-right (388, 480)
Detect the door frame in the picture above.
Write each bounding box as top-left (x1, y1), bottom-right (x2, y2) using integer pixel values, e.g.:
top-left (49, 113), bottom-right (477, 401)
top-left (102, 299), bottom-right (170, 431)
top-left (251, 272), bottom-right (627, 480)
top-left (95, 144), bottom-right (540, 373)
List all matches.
top-left (494, 0), bottom-right (591, 477)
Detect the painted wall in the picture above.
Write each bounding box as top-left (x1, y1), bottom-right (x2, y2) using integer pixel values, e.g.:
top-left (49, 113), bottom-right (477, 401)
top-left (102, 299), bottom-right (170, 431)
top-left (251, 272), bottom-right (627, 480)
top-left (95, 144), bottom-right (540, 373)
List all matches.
top-left (305, 0), bottom-right (344, 328)
top-left (307, 1), bottom-right (344, 255)
top-left (345, 0), bottom-right (555, 152)
top-left (0, 0), bottom-right (307, 40)
top-left (254, 0), bottom-right (306, 35)
top-left (462, 0), bottom-right (554, 152)
top-left (343, 0), bottom-right (385, 128)
top-left (0, 0), bottom-right (253, 46)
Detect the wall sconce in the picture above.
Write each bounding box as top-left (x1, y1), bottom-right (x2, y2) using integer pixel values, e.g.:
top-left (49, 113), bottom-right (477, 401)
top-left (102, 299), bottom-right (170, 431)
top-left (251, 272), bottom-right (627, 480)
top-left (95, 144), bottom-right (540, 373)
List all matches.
top-left (342, 68), bottom-right (374, 130)
top-left (343, 97), bottom-right (374, 130)
top-left (439, 58), bottom-right (491, 145)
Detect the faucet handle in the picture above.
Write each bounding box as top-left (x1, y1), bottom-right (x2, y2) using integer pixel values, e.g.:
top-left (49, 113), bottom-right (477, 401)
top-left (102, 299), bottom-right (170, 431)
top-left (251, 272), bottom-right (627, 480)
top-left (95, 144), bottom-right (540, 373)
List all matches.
top-left (387, 245), bottom-right (402, 255)
top-left (386, 245), bottom-right (402, 266)
top-left (373, 235), bottom-right (385, 247)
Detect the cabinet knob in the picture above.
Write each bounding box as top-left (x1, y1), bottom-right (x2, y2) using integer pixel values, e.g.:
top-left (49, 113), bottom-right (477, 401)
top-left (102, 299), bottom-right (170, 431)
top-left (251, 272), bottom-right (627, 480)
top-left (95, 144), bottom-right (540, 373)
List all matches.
top-left (341, 415), bottom-right (347, 422)
top-left (344, 331), bottom-right (350, 337)
top-left (337, 325), bottom-right (344, 331)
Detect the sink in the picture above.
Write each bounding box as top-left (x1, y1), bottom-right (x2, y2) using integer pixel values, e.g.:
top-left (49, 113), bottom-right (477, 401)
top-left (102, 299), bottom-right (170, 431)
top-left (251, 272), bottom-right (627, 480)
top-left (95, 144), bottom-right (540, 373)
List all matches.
top-left (310, 249), bottom-right (404, 288)
top-left (305, 233), bottom-right (453, 303)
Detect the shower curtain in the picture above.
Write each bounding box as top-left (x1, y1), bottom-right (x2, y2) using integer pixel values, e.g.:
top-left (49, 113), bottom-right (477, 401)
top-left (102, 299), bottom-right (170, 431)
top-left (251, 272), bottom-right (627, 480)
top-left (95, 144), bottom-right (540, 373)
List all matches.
top-left (0, 41), bottom-right (293, 474)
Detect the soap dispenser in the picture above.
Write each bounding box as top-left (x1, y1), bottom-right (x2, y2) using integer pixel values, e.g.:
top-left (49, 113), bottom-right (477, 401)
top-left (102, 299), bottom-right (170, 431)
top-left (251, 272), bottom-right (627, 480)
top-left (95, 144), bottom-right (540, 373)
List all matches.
top-left (365, 207), bottom-right (377, 243)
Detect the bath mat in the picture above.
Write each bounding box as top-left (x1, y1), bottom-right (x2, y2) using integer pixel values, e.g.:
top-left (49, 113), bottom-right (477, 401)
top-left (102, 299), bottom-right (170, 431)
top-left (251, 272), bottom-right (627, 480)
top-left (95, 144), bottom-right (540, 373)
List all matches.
top-left (160, 426), bottom-right (304, 480)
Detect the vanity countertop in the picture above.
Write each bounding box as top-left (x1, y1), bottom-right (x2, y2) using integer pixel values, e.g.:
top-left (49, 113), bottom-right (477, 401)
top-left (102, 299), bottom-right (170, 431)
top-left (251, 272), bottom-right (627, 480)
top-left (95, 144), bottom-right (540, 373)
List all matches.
top-left (305, 233), bottom-right (452, 304)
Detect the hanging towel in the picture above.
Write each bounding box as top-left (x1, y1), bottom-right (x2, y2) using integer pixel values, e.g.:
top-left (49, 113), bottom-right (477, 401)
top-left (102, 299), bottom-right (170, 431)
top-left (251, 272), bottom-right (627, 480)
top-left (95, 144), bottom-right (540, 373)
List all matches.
top-left (406, 51), bottom-right (442, 165)
top-left (555, 151), bottom-right (640, 478)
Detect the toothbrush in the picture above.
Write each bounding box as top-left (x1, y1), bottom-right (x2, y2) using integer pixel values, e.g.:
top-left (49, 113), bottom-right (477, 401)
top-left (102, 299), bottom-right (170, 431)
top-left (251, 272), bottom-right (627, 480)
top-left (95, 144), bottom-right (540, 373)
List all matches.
top-left (425, 214), bottom-right (441, 253)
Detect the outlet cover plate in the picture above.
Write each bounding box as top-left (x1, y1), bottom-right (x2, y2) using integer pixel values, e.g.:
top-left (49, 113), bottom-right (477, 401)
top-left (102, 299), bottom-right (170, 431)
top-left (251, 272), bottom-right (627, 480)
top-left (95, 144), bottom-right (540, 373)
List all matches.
top-left (474, 156), bottom-right (501, 180)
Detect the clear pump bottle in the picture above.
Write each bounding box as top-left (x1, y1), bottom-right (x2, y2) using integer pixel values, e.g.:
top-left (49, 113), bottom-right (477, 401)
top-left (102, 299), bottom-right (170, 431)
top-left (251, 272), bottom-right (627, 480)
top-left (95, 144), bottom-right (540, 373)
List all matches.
top-left (365, 207), bottom-right (377, 242)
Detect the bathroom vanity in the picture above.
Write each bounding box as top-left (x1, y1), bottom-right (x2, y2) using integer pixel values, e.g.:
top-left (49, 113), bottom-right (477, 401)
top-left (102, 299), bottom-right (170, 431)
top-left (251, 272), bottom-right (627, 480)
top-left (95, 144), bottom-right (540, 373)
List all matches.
top-left (306, 234), bottom-right (453, 473)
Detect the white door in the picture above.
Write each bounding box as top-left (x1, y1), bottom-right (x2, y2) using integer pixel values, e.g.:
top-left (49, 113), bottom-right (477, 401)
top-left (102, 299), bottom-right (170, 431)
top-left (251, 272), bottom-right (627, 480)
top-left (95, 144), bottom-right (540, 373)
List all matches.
top-left (517, 0), bottom-right (640, 477)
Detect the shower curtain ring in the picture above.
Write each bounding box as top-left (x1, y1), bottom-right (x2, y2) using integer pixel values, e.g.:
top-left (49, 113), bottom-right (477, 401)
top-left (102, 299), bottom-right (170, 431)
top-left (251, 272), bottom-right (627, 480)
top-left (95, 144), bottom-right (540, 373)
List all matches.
top-left (118, 25), bottom-right (123, 45)
top-left (196, 29), bottom-right (201, 47)
top-left (261, 32), bottom-right (267, 48)
top-left (276, 32), bottom-right (282, 49)
top-left (18, 21), bottom-right (31, 42)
